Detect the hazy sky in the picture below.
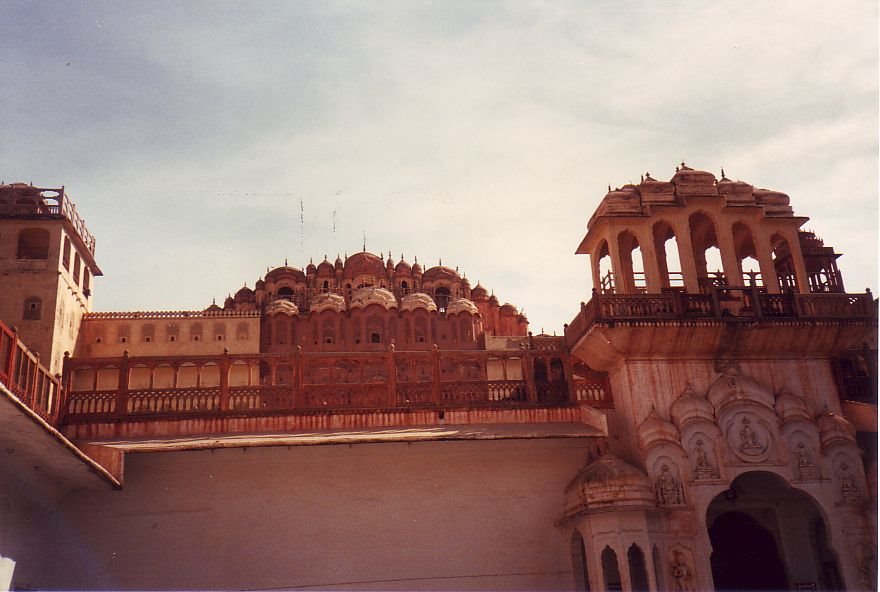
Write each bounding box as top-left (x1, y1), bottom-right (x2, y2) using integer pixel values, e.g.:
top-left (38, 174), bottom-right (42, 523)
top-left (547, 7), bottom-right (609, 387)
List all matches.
top-left (2, 1), bottom-right (877, 332)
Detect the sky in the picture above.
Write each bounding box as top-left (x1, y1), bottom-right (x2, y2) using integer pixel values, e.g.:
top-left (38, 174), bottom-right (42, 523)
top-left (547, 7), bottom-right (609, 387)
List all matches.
top-left (2, 0), bottom-right (877, 333)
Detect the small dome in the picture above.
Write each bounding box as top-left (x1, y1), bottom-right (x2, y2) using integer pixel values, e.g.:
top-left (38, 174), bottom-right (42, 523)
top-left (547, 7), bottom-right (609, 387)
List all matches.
top-left (412, 259), bottom-right (423, 274)
top-left (306, 260), bottom-right (317, 274)
top-left (499, 303), bottom-right (517, 315)
top-left (461, 277), bottom-right (470, 288)
top-left (400, 292), bottom-right (438, 313)
top-left (344, 251), bottom-right (386, 278)
top-left (316, 257), bottom-right (335, 276)
top-left (670, 384), bottom-right (715, 430)
top-left (817, 410), bottom-right (857, 449)
top-left (255, 278), bottom-right (266, 290)
top-left (223, 296), bottom-right (235, 309)
top-left (395, 258), bottom-right (412, 274)
top-left (335, 255), bottom-right (344, 269)
top-left (266, 266), bottom-right (306, 282)
top-left (638, 409), bottom-right (681, 451)
top-left (349, 287), bottom-right (398, 311)
top-left (309, 292), bottom-right (346, 314)
top-left (205, 303), bottom-right (222, 313)
top-left (563, 453), bottom-right (655, 517)
top-left (446, 298), bottom-right (479, 316)
top-left (670, 163), bottom-right (717, 186)
top-left (266, 299), bottom-right (300, 316)
top-left (423, 265), bottom-right (460, 282)
top-left (488, 294), bottom-right (500, 307)
top-left (471, 284), bottom-right (489, 300)
top-left (234, 286), bottom-right (255, 303)
top-left (774, 388), bottom-right (813, 426)
top-left (707, 366), bottom-right (774, 412)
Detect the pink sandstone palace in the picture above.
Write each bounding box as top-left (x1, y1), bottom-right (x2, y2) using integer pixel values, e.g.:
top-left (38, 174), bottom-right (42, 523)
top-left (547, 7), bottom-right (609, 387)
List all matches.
top-left (0, 164), bottom-right (876, 591)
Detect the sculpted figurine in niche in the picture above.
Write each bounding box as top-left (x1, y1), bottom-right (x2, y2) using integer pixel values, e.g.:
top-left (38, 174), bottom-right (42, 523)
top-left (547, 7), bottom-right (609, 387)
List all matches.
top-left (670, 549), bottom-right (694, 592)
top-left (793, 442), bottom-right (818, 480)
top-left (839, 462), bottom-right (862, 504)
top-left (693, 439), bottom-right (719, 480)
top-left (655, 464), bottom-right (685, 506)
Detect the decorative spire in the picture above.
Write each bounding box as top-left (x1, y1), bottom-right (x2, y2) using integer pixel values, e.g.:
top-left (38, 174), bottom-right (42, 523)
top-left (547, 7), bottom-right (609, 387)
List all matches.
top-left (284, 257), bottom-right (288, 266)
top-left (721, 167), bottom-right (727, 179)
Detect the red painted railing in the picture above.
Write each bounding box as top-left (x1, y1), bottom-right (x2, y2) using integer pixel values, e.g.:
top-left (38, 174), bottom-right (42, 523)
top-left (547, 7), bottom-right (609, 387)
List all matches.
top-left (61, 341), bottom-right (612, 424)
top-left (0, 320), bottom-right (64, 424)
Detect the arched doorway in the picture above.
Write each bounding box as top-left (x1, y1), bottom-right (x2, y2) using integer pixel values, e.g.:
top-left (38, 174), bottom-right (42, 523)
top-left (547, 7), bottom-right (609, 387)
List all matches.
top-left (707, 472), bottom-right (841, 591)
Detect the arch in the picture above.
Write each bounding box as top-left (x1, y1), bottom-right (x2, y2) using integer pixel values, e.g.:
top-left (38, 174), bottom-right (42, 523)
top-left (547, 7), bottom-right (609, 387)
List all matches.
top-left (732, 221), bottom-right (761, 286)
top-left (689, 211), bottom-right (724, 287)
top-left (73, 253), bottom-right (82, 285)
top-left (601, 546), bottom-right (622, 591)
top-left (627, 544), bottom-right (649, 592)
top-left (595, 240), bottom-right (613, 294)
top-left (653, 220), bottom-right (683, 288)
top-left (617, 230), bottom-right (645, 293)
top-left (435, 286), bottom-right (452, 311)
top-left (707, 471), bottom-right (841, 591)
top-left (277, 286), bottom-right (295, 300)
top-left (16, 228), bottom-right (50, 259)
top-left (571, 531), bottom-right (591, 592)
top-left (771, 232), bottom-right (799, 291)
top-left (62, 237), bottom-right (71, 270)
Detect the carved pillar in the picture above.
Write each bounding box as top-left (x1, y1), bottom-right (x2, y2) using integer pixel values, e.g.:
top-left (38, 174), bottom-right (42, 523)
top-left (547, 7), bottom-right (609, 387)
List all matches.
top-left (219, 349), bottom-right (230, 412)
top-left (523, 347), bottom-right (537, 403)
top-left (386, 344), bottom-right (397, 407)
top-left (673, 223), bottom-right (701, 292)
top-left (786, 231), bottom-right (811, 294)
top-left (754, 228), bottom-right (780, 293)
top-left (608, 234), bottom-right (628, 294)
top-left (116, 350), bottom-right (130, 418)
top-left (717, 222), bottom-right (744, 286)
top-left (637, 227), bottom-right (662, 293)
top-left (431, 344), bottom-right (441, 404)
top-left (590, 255), bottom-right (602, 295)
top-left (294, 346), bottom-right (304, 408)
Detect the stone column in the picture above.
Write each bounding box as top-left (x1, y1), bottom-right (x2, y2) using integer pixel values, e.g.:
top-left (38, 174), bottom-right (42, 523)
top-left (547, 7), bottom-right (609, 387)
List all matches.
top-left (673, 223), bottom-right (701, 293)
top-left (717, 222), bottom-right (744, 287)
top-left (637, 227), bottom-right (663, 293)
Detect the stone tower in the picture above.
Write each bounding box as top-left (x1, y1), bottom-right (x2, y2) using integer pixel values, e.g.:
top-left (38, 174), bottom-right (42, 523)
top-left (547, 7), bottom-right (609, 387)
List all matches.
top-left (0, 183), bottom-right (100, 374)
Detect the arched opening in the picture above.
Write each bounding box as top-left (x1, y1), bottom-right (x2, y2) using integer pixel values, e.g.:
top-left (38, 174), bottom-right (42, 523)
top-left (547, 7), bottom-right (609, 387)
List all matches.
top-left (17, 228), bottom-right (50, 260)
top-left (653, 221), bottom-right (683, 288)
top-left (595, 240), bottom-right (614, 294)
top-left (732, 222), bottom-right (762, 287)
top-left (321, 280), bottom-right (329, 293)
top-left (707, 471), bottom-right (841, 591)
top-left (435, 287), bottom-right (451, 311)
top-left (277, 286), bottom-right (294, 300)
top-left (62, 237), bottom-right (71, 270)
top-left (771, 233), bottom-right (799, 291)
top-left (627, 544), bottom-right (649, 592)
top-left (73, 253), bottom-right (81, 285)
top-left (571, 531), bottom-right (591, 592)
top-left (400, 280), bottom-right (409, 295)
top-left (617, 230), bottom-right (645, 293)
top-left (689, 212), bottom-right (724, 290)
top-left (601, 546), bottom-right (622, 591)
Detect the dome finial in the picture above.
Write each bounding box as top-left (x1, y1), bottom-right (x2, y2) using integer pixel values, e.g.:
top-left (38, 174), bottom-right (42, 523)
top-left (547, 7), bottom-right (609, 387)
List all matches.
top-left (284, 257), bottom-right (288, 266)
top-left (721, 167), bottom-right (726, 179)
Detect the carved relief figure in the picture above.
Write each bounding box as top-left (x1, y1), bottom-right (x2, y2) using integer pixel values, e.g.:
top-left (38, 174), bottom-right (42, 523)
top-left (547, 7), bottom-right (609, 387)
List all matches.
top-left (739, 418), bottom-right (761, 451)
top-left (839, 462), bottom-right (862, 504)
top-left (857, 541), bottom-right (877, 589)
top-left (693, 439), bottom-right (719, 480)
top-left (793, 442), bottom-right (818, 480)
top-left (670, 549), bottom-right (694, 592)
top-left (655, 464), bottom-right (684, 506)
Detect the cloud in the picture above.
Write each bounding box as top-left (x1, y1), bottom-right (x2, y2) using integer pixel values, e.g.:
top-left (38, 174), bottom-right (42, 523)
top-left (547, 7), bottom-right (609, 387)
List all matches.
top-left (1, 0), bottom-right (876, 330)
